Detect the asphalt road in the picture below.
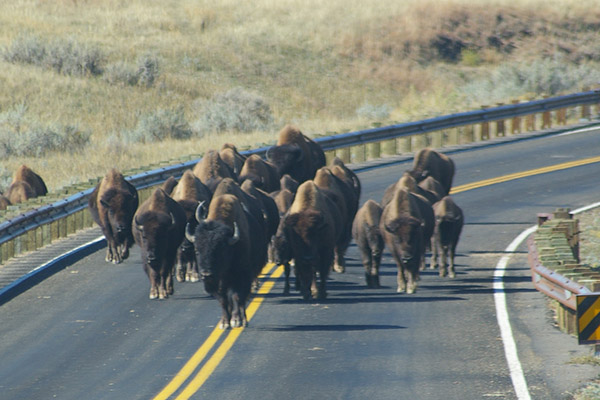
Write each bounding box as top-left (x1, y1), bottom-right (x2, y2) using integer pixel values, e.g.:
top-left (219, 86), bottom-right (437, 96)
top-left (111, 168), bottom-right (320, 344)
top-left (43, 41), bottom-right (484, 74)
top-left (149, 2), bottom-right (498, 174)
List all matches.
top-left (1, 127), bottom-right (600, 399)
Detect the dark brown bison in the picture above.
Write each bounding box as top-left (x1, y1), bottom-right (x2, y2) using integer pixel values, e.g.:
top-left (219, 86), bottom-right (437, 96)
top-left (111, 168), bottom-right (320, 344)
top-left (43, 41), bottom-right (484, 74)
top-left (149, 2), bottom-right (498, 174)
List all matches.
top-left (220, 143), bottom-right (247, 177)
top-left (186, 194), bottom-right (266, 328)
top-left (418, 176), bottom-right (445, 202)
top-left (88, 169), bottom-right (139, 264)
top-left (352, 200), bottom-right (384, 288)
top-left (161, 176), bottom-right (178, 195)
top-left (6, 165), bottom-right (48, 204)
top-left (171, 170), bottom-right (212, 283)
top-left (279, 174), bottom-right (299, 194)
top-left (408, 148), bottom-right (455, 195)
top-left (238, 154), bottom-right (280, 193)
top-left (432, 196), bottom-right (464, 278)
top-left (331, 157), bottom-right (361, 201)
top-left (241, 179), bottom-right (279, 242)
top-left (133, 188), bottom-right (186, 299)
top-left (381, 186), bottom-right (426, 294)
top-left (282, 180), bottom-right (341, 300)
top-left (193, 149), bottom-right (235, 192)
top-left (266, 125), bottom-right (326, 184)
top-left (6, 181), bottom-right (35, 204)
top-left (268, 187), bottom-right (296, 294)
top-left (0, 194), bottom-right (11, 210)
top-left (313, 166), bottom-right (356, 273)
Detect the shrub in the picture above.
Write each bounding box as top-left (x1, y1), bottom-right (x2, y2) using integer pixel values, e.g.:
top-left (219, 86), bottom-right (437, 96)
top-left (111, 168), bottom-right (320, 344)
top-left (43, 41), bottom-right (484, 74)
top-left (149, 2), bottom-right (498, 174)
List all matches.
top-left (0, 104), bottom-right (90, 158)
top-left (3, 34), bottom-right (104, 76)
top-left (461, 49), bottom-right (481, 67)
top-left (356, 103), bottom-right (391, 121)
top-left (124, 107), bottom-right (192, 144)
top-left (137, 54), bottom-right (160, 88)
top-left (193, 87), bottom-right (274, 134)
top-left (103, 61), bottom-right (140, 86)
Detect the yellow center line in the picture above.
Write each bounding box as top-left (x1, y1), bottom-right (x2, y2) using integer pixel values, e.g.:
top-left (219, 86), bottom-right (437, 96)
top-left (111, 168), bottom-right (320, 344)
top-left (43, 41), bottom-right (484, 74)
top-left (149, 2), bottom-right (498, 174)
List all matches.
top-left (155, 154), bottom-right (600, 399)
top-left (450, 155), bottom-right (600, 194)
top-left (153, 264), bottom-right (284, 400)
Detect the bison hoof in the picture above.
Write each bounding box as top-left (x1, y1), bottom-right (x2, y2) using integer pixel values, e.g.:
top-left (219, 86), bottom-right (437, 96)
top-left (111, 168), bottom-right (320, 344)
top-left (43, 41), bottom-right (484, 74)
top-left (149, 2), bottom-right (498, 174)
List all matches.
top-left (407, 285), bottom-right (417, 294)
top-left (333, 264), bottom-right (345, 273)
top-left (396, 286), bottom-right (406, 293)
top-left (219, 319), bottom-right (230, 330)
top-left (149, 290), bottom-right (158, 300)
top-left (187, 274), bottom-right (199, 283)
top-left (448, 270), bottom-right (456, 279)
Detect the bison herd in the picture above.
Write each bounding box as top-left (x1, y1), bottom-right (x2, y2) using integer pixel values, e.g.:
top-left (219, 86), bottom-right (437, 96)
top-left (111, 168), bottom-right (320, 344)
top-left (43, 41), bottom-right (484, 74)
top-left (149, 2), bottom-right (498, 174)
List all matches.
top-left (85, 125), bottom-right (463, 329)
top-left (0, 164), bottom-right (48, 210)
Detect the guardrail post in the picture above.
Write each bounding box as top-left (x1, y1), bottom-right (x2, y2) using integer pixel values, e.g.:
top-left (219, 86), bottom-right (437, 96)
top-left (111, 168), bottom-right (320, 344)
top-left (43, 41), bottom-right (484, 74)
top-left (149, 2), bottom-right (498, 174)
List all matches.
top-left (381, 139), bottom-right (397, 156)
top-left (366, 142), bottom-right (381, 160)
top-left (511, 100), bottom-right (521, 133)
top-left (335, 147), bottom-right (351, 164)
top-left (556, 107), bottom-right (567, 125)
top-left (461, 125), bottom-right (474, 143)
top-left (495, 103), bottom-right (505, 137)
top-left (397, 137), bottom-right (411, 153)
top-left (411, 134), bottom-right (428, 151)
top-left (350, 146), bottom-right (365, 163)
top-left (446, 128), bottom-right (459, 146)
top-left (480, 106), bottom-right (490, 140)
top-left (525, 111), bottom-right (535, 131)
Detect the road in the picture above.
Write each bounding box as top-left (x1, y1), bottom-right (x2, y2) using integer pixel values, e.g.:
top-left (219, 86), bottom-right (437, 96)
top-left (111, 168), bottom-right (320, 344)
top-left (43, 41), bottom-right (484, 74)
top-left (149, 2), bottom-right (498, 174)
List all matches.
top-left (1, 127), bottom-right (599, 399)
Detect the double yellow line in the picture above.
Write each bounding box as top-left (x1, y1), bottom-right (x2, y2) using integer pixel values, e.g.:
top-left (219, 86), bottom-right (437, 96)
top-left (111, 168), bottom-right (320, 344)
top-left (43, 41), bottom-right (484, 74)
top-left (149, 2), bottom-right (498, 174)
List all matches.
top-left (154, 154), bottom-right (600, 399)
top-left (153, 264), bottom-right (284, 400)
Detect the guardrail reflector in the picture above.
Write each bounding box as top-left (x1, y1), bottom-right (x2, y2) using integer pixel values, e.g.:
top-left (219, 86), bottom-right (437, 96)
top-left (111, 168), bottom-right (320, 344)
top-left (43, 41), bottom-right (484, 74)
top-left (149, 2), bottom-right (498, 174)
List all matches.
top-left (576, 293), bottom-right (600, 344)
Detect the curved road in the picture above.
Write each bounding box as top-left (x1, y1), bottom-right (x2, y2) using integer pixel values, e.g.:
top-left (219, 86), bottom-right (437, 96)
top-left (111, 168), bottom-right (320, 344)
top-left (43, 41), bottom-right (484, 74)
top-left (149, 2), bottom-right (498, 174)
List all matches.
top-left (1, 127), bottom-right (600, 399)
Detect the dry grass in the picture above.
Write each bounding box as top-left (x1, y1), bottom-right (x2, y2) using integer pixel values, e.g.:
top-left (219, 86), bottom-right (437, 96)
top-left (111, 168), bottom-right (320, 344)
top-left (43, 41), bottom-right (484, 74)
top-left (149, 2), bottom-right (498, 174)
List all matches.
top-left (0, 0), bottom-right (599, 191)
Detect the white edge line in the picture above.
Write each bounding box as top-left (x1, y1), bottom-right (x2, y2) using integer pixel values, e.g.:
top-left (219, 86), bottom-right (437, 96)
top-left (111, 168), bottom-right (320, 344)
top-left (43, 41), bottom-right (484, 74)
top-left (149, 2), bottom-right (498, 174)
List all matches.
top-left (0, 236), bottom-right (105, 298)
top-left (497, 201), bottom-right (600, 400)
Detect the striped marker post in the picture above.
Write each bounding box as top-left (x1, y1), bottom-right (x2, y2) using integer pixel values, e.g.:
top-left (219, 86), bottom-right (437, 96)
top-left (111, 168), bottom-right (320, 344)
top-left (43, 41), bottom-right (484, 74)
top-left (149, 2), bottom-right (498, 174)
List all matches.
top-left (576, 294), bottom-right (600, 345)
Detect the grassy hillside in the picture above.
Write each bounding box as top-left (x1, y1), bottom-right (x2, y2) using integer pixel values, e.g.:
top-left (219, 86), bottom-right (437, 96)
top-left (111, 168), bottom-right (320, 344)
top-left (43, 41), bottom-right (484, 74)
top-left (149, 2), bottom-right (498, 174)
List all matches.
top-left (1, 0), bottom-right (600, 191)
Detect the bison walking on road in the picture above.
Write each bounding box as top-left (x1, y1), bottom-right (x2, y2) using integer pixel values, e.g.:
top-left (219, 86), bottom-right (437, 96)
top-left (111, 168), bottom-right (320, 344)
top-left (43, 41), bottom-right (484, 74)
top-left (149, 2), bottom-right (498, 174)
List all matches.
top-left (133, 188), bottom-right (186, 299)
top-left (193, 149), bottom-right (235, 192)
top-left (89, 169), bottom-right (139, 264)
top-left (353, 200), bottom-right (384, 288)
top-left (170, 170), bottom-right (212, 283)
top-left (381, 186), bottom-right (426, 294)
top-left (186, 194), bottom-right (265, 329)
top-left (266, 125), bottom-right (325, 184)
top-left (408, 148), bottom-right (455, 195)
top-left (432, 196), bottom-right (464, 278)
top-left (282, 181), bottom-right (341, 300)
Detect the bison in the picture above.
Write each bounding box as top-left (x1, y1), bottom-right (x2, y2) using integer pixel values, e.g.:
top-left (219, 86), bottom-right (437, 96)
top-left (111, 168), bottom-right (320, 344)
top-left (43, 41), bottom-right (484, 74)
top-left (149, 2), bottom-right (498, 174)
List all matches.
top-left (186, 194), bottom-right (266, 328)
top-left (6, 165), bottom-right (48, 204)
top-left (282, 180), bottom-right (341, 300)
top-left (193, 149), bottom-right (235, 192)
top-left (88, 169), bottom-right (139, 264)
top-left (313, 166), bottom-right (356, 273)
top-left (133, 188), bottom-right (186, 299)
top-left (381, 186), bottom-right (426, 294)
top-left (408, 148), bottom-right (455, 195)
top-left (0, 194), bottom-right (11, 210)
top-left (220, 143), bottom-right (247, 177)
top-left (268, 187), bottom-right (296, 294)
top-left (352, 200), bottom-right (384, 288)
top-left (432, 196), bottom-right (464, 278)
top-left (170, 170), bottom-right (212, 283)
top-left (266, 125), bottom-right (326, 184)
top-left (238, 154), bottom-right (280, 193)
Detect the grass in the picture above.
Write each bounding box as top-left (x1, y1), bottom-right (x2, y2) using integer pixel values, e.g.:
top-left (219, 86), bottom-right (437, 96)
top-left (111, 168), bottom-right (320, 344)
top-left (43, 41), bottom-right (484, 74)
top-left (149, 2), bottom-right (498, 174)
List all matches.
top-left (0, 0), bottom-right (600, 192)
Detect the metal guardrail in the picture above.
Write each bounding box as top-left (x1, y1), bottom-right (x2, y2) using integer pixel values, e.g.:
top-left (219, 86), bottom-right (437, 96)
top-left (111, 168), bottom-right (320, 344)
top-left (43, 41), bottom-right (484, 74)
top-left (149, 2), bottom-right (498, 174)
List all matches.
top-left (1, 90), bottom-right (600, 264)
top-left (528, 235), bottom-right (591, 311)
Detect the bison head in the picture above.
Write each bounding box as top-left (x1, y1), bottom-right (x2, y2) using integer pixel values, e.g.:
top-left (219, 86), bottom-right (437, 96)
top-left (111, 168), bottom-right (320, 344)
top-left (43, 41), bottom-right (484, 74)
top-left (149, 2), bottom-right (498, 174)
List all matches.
top-left (266, 144), bottom-right (304, 180)
top-left (134, 211), bottom-right (177, 267)
top-left (186, 220), bottom-right (239, 284)
top-left (384, 215), bottom-right (423, 267)
top-left (100, 188), bottom-right (137, 242)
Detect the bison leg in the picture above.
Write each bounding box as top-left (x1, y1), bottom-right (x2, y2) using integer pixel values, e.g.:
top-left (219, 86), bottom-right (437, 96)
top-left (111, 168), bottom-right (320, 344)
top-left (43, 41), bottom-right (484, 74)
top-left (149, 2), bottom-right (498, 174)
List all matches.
top-left (405, 267), bottom-right (418, 294)
top-left (370, 250), bottom-right (382, 288)
top-left (333, 248), bottom-right (346, 273)
top-left (119, 244), bottom-right (130, 261)
top-left (439, 245), bottom-right (449, 278)
top-left (144, 264), bottom-right (160, 299)
top-left (448, 243), bottom-right (457, 278)
top-left (186, 260), bottom-right (200, 283)
top-left (283, 262), bottom-right (291, 295)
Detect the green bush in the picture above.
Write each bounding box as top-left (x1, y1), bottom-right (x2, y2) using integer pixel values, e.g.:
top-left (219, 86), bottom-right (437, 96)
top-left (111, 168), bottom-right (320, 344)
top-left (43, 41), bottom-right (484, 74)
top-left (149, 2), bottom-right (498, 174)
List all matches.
top-left (193, 87), bottom-right (274, 134)
top-left (124, 107), bottom-right (193, 144)
top-left (356, 103), bottom-right (391, 121)
top-left (0, 104), bottom-right (90, 158)
top-left (3, 33), bottom-right (104, 76)
top-left (104, 54), bottom-right (160, 87)
top-left (136, 54), bottom-right (159, 88)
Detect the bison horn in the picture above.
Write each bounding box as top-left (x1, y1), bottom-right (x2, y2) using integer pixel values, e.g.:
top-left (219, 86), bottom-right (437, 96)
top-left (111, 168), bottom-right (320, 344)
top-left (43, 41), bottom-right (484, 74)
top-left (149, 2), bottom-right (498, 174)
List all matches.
top-left (195, 201), bottom-right (208, 222)
top-left (134, 215), bottom-right (143, 232)
top-left (228, 222), bottom-right (240, 245)
top-left (185, 222), bottom-right (196, 243)
top-left (170, 212), bottom-right (176, 226)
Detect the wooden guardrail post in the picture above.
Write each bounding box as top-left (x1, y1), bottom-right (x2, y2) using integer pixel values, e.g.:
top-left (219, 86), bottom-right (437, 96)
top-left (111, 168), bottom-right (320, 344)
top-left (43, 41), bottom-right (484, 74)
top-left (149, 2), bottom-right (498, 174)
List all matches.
top-left (496, 103), bottom-right (505, 137)
top-left (366, 142), bottom-right (381, 160)
top-left (350, 145), bottom-right (365, 163)
top-left (480, 106), bottom-right (490, 140)
top-left (511, 100), bottom-right (521, 133)
top-left (397, 137), bottom-right (411, 153)
top-left (336, 147), bottom-right (351, 164)
top-left (381, 139), bottom-right (397, 156)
